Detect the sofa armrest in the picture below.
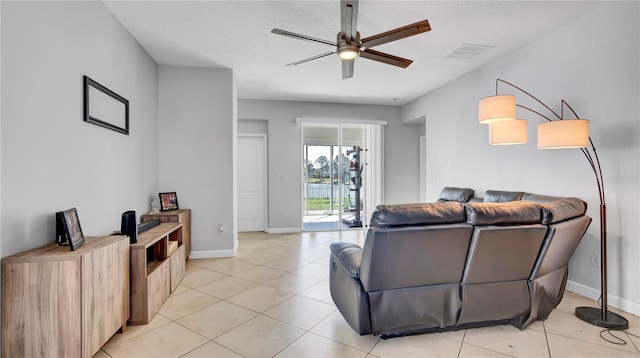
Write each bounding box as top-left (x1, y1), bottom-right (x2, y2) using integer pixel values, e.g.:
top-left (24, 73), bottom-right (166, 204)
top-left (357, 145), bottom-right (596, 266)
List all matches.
top-left (330, 242), bottom-right (363, 279)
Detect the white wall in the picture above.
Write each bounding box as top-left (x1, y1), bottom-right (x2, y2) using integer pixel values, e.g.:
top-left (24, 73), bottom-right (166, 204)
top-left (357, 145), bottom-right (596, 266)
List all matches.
top-left (158, 66), bottom-right (236, 256)
top-left (238, 99), bottom-right (420, 231)
top-left (1, 1), bottom-right (159, 256)
top-left (402, 2), bottom-right (639, 314)
top-left (238, 119), bottom-right (268, 134)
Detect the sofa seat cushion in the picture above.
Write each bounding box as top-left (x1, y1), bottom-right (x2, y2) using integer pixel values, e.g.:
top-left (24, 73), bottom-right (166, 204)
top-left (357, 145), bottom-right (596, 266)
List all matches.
top-left (370, 202), bottom-right (466, 227)
top-left (465, 201), bottom-right (541, 225)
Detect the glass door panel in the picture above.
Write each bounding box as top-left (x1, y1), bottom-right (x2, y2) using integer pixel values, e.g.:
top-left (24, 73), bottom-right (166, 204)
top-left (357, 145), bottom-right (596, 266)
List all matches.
top-left (341, 125), bottom-right (365, 228)
top-left (303, 124), bottom-right (340, 230)
top-left (302, 123), bottom-right (367, 231)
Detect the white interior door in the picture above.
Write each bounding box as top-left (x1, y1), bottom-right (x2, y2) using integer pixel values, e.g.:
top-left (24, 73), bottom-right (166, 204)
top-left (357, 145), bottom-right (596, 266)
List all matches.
top-left (238, 134), bottom-right (266, 232)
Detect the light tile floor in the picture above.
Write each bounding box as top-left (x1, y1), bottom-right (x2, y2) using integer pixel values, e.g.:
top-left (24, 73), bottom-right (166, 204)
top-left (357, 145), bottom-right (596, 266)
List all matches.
top-left (97, 230), bottom-right (640, 358)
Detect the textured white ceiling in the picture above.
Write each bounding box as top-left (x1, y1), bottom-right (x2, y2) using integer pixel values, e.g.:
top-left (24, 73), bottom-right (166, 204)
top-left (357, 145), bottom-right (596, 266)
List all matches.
top-left (103, 1), bottom-right (604, 105)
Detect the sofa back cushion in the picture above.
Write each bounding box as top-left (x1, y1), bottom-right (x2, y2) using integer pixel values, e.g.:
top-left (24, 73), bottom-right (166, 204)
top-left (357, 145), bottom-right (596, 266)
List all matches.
top-left (462, 224), bottom-right (548, 283)
top-left (370, 202), bottom-right (466, 227)
top-left (531, 215), bottom-right (591, 279)
top-left (465, 201), bottom-right (542, 225)
top-left (360, 224), bottom-right (473, 292)
top-left (520, 193), bottom-right (563, 203)
top-left (483, 190), bottom-right (524, 202)
top-left (522, 194), bottom-right (587, 224)
top-left (436, 187), bottom-right (475, 203)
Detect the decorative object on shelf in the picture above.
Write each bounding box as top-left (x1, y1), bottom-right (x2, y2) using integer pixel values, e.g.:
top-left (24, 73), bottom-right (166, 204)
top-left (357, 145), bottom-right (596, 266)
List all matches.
top-left (55, 207), bottom-right (85, 251)
top-left (159, 192), bottom-right (179, 211)
top-left (150, 198), bottom-right (161, 214)
top-left (120, 210), bottom-right (138, 244)
top-left (138, 219), bottom-right (160, 233)
top-left (477, 78), bottom-right (628, 330)
top-left (83, 75), bottom-right (129, 135)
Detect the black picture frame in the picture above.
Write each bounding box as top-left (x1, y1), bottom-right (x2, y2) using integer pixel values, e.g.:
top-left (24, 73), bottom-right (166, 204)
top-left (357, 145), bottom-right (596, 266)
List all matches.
top-left (159, 192), bottom-right (179, 211)
top-left (83, 75), bottom-right (129, 135)
top-left (55, 208), bottom-right (86, 251)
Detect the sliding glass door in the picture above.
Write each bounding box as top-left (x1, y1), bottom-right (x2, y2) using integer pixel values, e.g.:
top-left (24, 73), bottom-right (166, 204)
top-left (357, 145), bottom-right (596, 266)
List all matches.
top-left (302, 122), bottom-right (383, 231)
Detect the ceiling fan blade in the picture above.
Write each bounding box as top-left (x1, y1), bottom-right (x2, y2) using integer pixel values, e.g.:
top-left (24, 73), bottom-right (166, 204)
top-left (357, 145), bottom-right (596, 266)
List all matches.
top-left (271, 28), bottom-right (336, 47)
top-left (360, 48), bottom-right (413, 68)
top-left (342, 59), bottom-right (354, 79)
top-left (286, 52), bottom-right (335, 67)
top-left (340, 0), bottom-right (358, 41)
top-left (361, 20), bottom-right (431, 48)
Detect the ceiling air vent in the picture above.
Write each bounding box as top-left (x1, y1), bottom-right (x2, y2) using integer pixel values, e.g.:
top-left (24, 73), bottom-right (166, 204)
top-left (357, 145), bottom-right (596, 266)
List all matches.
top-left (444, 44), bottom-right (493, 60)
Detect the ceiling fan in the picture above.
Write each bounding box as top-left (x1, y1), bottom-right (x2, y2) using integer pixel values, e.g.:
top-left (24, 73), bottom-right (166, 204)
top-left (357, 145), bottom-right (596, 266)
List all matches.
top-left (271, 0), bottom-right (431, 79)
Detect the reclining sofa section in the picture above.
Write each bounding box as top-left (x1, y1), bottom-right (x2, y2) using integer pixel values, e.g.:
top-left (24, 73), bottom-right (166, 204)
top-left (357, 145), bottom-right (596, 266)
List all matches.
top-left (329, 190), bottom-right (591, 337)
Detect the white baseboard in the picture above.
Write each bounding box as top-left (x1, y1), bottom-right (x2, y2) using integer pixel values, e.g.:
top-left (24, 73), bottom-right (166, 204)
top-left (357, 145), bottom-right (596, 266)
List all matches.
top-left (266, 227), bottom-right (302, 234)
top-left (566, 279), bottom-right (640, 317)
top-left (189, 248), bottom-right (237, 259)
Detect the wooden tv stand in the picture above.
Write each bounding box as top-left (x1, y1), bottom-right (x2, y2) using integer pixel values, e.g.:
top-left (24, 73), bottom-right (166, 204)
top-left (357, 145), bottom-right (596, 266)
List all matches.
top-left (2, 235), bottom-right (130, 358)
top-left (142, 209), bottom-right (191, 260)
top-left (129, 222), bottom-right (185, 325)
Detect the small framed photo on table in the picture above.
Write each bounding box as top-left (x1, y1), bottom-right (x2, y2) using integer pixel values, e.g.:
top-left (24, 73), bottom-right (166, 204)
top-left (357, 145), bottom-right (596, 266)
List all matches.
top-left (55, 208), bottom-right (86, 251)
top-left (159, 192), bottom-right (179, 211)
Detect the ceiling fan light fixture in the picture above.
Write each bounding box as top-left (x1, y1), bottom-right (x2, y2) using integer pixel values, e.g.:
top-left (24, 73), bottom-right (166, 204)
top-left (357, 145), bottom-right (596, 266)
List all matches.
top-left (338, 45), bottom-right (360, 60)
top-left (271, 1), bottom-right (431, 78)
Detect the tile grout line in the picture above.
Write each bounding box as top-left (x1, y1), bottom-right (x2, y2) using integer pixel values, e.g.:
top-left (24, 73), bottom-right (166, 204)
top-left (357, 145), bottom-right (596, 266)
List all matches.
top-left (170, 273), bottom-right (347, 357)
top-left (237, 233), bottom-right (370, 356)
top-left (543, 320), bottom-right (552, 358)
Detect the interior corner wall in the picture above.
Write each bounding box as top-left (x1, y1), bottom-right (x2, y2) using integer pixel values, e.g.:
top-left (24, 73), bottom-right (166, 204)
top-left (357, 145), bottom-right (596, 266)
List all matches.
top-left (231, 72), bottom-right (238, 251)
top-left (158, 66), bottom-right (236, 256)
top-left (1, 0), bottom-right (3, 263)
top-left (1, 1), bottom-right (159, 257)
top-left (237, 99), bottom-right (420, 231)
top-left (402, 2), bottom-right (639, 314)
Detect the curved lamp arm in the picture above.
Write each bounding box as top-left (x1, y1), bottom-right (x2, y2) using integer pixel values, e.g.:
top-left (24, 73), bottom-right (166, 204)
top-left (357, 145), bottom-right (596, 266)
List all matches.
top-left (489, 79), bottom-right (627, 329)
top-left (495, 79), bottom-right (605, 206)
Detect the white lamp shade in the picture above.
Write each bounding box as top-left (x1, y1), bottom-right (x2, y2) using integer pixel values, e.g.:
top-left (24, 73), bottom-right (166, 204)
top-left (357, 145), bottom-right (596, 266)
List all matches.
top-left (537, 119), bottom-right (589, 149)
top-left (479, 95), bottom-right (516, 124)
top-left (489, 119), bottom-right (528, 145)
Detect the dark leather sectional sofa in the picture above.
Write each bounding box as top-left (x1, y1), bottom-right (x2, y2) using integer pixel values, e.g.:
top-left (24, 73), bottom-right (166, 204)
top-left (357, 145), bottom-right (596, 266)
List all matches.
top-left (329, 187), bottom-right (591, 337)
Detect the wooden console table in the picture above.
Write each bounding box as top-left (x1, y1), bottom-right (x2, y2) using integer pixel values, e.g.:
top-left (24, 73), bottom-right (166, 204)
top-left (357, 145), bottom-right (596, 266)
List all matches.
top-left (142, 209), bottom-right (191, 260)
top-left (129, 222), bottom-right (185, 325)
top-left (2, 235), bottom-right (130, 358)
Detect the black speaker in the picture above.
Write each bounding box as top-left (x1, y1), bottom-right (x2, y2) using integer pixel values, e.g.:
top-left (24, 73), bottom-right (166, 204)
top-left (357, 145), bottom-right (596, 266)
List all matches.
top-left (121, 210), bottom-right (137, 244)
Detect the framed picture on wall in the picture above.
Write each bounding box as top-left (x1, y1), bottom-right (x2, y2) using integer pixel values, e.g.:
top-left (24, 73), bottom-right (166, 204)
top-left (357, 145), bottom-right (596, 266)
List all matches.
top-left (159, 192), bottom-right (179, 211)
top-left (83, 75), bottom-right (129, 135)
top-left (55, 208), bottom-right (86, 251)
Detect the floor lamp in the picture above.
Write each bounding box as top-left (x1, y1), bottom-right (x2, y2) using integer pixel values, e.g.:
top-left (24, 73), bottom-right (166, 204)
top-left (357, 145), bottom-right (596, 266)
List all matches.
top-left (478, 79), bottom-right (629, 330)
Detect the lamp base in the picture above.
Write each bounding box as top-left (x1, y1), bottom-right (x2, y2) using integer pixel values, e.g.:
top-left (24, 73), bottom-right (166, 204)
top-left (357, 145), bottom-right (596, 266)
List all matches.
top-left (575, 306), bottom-right (629, 330)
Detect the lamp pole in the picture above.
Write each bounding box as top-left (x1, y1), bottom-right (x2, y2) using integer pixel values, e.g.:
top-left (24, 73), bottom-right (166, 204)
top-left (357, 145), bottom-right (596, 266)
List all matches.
top-left (493, 79), bottom-right (628, 329)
